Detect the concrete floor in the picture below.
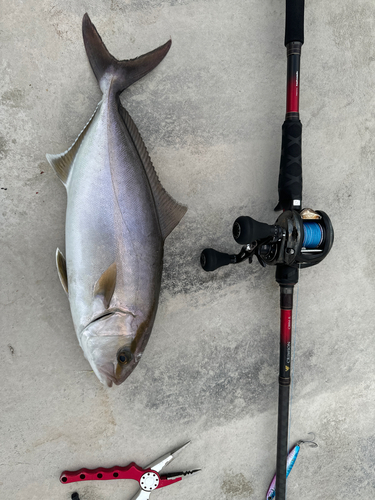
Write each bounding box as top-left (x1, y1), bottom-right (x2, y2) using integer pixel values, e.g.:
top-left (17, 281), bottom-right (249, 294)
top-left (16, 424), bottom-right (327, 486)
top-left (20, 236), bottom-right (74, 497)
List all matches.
top-left (1, 0), bottom-right (375, 499)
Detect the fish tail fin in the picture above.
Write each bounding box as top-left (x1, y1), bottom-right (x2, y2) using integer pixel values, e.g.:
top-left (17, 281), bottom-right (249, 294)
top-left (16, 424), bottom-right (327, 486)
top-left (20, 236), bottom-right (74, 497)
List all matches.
top-left (82, 13), bottom-right (171, 95)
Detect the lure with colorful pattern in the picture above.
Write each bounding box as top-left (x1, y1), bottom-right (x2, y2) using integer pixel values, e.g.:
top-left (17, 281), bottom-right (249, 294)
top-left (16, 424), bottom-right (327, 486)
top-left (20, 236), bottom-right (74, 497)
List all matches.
top-left (266, 436), bottom-right (318, 499)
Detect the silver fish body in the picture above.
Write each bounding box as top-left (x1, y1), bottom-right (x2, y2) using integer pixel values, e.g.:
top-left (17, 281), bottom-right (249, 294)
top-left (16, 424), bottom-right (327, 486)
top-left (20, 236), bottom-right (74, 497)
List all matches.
top-left (47, 14), bottom-right (186, 386)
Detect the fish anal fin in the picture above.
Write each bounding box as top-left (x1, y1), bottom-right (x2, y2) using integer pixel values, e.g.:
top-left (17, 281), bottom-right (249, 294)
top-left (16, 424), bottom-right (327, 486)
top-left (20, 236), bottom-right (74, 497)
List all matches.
top-left (119, 105), bottom-right (187, 240)
top-left (56, 248), bottom-right (68, 295)
top-left (46, 102), bottom-right (100, 185)
top-left (93, 263), bottom-right (117, 309)
top-left (155, 187), bottom-right (188, 241)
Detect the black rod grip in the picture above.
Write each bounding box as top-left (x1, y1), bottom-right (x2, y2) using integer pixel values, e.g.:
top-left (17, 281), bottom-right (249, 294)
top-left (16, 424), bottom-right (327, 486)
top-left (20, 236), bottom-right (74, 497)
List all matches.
top-left (285, 0), bottom-right (305, 46)
top-left (200, 248), bottom-right (232, 272)
top-left (276, 119), bottom-right (302, 211)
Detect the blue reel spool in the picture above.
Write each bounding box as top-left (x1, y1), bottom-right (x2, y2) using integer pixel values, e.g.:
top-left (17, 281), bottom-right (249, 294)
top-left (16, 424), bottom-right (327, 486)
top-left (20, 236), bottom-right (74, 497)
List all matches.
top-left (302, 221), bottom-right (323, 249)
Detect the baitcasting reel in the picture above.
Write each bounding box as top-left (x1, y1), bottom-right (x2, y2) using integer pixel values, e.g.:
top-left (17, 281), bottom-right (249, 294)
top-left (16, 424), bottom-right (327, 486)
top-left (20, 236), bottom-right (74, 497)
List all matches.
top-left (200, 208), bottom-right (334, 272)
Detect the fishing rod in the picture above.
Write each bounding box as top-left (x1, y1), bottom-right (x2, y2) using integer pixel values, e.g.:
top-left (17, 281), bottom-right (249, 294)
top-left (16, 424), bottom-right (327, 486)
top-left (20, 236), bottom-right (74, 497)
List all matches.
top-left (200, 1), bottom-right (334, 499)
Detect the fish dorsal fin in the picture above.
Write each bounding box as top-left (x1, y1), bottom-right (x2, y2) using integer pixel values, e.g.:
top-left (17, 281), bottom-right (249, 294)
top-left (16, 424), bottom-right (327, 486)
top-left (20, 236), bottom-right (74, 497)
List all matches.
top-left (56, 248), bottom-right (68, 295)
top-left (119, 104), bottom-right (187, 240)
top-left (46, 102), bottom-right (100, 185)
top-left (93, 263), bottom-right (117, 309)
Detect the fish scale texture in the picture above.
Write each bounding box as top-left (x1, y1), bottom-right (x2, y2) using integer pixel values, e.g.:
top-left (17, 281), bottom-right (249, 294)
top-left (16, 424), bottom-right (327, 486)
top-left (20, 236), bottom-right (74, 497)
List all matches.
top-left (60, 87), bottom-right (165, 385)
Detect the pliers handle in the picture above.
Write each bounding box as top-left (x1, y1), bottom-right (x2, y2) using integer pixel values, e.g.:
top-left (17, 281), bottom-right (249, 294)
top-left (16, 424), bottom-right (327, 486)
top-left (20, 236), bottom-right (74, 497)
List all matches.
top-left (60, 463), bottom-right (181, 490)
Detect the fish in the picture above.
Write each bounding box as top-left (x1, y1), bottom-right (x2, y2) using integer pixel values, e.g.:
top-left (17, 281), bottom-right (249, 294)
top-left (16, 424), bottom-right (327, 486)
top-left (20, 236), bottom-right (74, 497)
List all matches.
top-left (266, 436), bottom-right (318, 499)
top-left (46, 13), bottom-right (187, 387)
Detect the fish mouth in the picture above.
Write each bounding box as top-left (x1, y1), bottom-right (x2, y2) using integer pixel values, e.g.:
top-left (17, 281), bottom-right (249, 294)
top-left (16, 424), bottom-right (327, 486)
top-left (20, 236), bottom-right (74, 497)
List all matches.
top-left (99, 363), bottom-right (135, 387)
top-left (87, 308), bottom-right (135, 326)
top-left (99, 368), bottom-right (117, 387)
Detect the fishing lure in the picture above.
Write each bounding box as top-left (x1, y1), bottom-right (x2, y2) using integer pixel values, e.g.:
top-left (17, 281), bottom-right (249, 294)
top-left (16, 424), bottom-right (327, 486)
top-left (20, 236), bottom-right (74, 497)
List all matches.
top-left (266, 435), bottom-right (317, 499)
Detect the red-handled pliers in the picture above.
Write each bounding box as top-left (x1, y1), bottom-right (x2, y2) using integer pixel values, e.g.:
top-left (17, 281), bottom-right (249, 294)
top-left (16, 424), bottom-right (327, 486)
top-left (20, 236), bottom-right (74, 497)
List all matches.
top-left (60, 441), bottom-right (200, 500)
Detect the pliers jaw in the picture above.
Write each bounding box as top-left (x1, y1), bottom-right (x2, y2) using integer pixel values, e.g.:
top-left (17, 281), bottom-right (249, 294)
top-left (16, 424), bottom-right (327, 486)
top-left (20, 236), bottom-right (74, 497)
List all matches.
top-left (146, 441), bottom-right (191, 472)
top-left (131, 441), bottom-right (201, 499)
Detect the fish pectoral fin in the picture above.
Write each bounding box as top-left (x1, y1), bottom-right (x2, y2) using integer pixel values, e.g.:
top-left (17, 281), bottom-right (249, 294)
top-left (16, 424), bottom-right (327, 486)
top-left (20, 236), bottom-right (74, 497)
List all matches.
top-left (93, 263), bottom-right (117, 309)
top-left (119, 105), bottom-right (187, 240)
top-left (56, 248), bottom-right (68, 295)
top-left (46, 102), bottom-right (100, 185)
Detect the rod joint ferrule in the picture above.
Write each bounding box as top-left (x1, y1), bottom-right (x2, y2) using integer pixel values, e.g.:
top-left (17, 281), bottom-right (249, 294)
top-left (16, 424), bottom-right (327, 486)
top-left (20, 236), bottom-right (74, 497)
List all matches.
top-left (279, 376), bottom-right (291, 386)
top-left (286, 41), bottom-right (302, 56)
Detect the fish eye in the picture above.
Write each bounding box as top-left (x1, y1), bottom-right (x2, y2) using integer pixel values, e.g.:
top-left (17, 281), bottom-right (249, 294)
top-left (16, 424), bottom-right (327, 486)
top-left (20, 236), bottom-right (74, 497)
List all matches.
top-left (117, 349), bottom-right (132, 365)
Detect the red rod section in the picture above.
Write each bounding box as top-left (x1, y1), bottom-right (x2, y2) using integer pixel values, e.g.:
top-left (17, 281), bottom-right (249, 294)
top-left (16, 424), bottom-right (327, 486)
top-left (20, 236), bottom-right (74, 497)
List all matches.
top-left (286, 76), bottom-right (299, 113)
top-left (285, 42), bottom-right (301, 116)
top-left (280, 309), bottom-right (292, 361)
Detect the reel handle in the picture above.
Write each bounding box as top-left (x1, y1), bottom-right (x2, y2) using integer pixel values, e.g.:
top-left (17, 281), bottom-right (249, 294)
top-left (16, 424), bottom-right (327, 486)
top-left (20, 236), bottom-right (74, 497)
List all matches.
top-left (200, 248), bottom-right (233, 272)
top-left (233, 216), bottom-right (281, 245)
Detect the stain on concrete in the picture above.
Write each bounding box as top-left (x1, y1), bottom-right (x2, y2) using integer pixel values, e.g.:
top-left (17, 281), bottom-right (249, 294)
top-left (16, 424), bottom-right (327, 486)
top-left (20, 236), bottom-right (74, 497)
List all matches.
top-left (1, 88), bottom-right (25, 108)
top-left (333, 172), bottom-right (355, 211)
top-left (0, 136), bottom-right (9, 160)
top-left (52, 23), bottom-right (69, 40)
top-left (221, 471), bottom-right (254, 498)
top-left (356, 435), bottom-right (375, 489)
top-left (128, 323), bottom-right (278, 427)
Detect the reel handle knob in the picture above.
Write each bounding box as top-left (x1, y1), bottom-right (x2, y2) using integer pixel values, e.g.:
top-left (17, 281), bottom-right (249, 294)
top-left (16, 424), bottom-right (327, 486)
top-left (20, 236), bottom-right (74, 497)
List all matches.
top-left (233, 216), bottom-right (279, 245)
top-left (200, 248), bottom-right (233, 272)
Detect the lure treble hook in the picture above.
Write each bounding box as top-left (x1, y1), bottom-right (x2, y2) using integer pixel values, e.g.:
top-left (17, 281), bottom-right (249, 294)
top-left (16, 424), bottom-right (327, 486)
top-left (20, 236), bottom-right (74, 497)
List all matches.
top-left (297, 432), bottom-right (318, 448)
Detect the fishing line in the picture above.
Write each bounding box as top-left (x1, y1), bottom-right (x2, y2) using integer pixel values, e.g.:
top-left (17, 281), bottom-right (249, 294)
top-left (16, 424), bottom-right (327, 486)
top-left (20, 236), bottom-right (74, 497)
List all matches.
top-left (287, 269), bottom-right (300, 477)
top-left (286, 224), bottom-right (322, 467)
top-left (302, 221), bottom-right (323, 249)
